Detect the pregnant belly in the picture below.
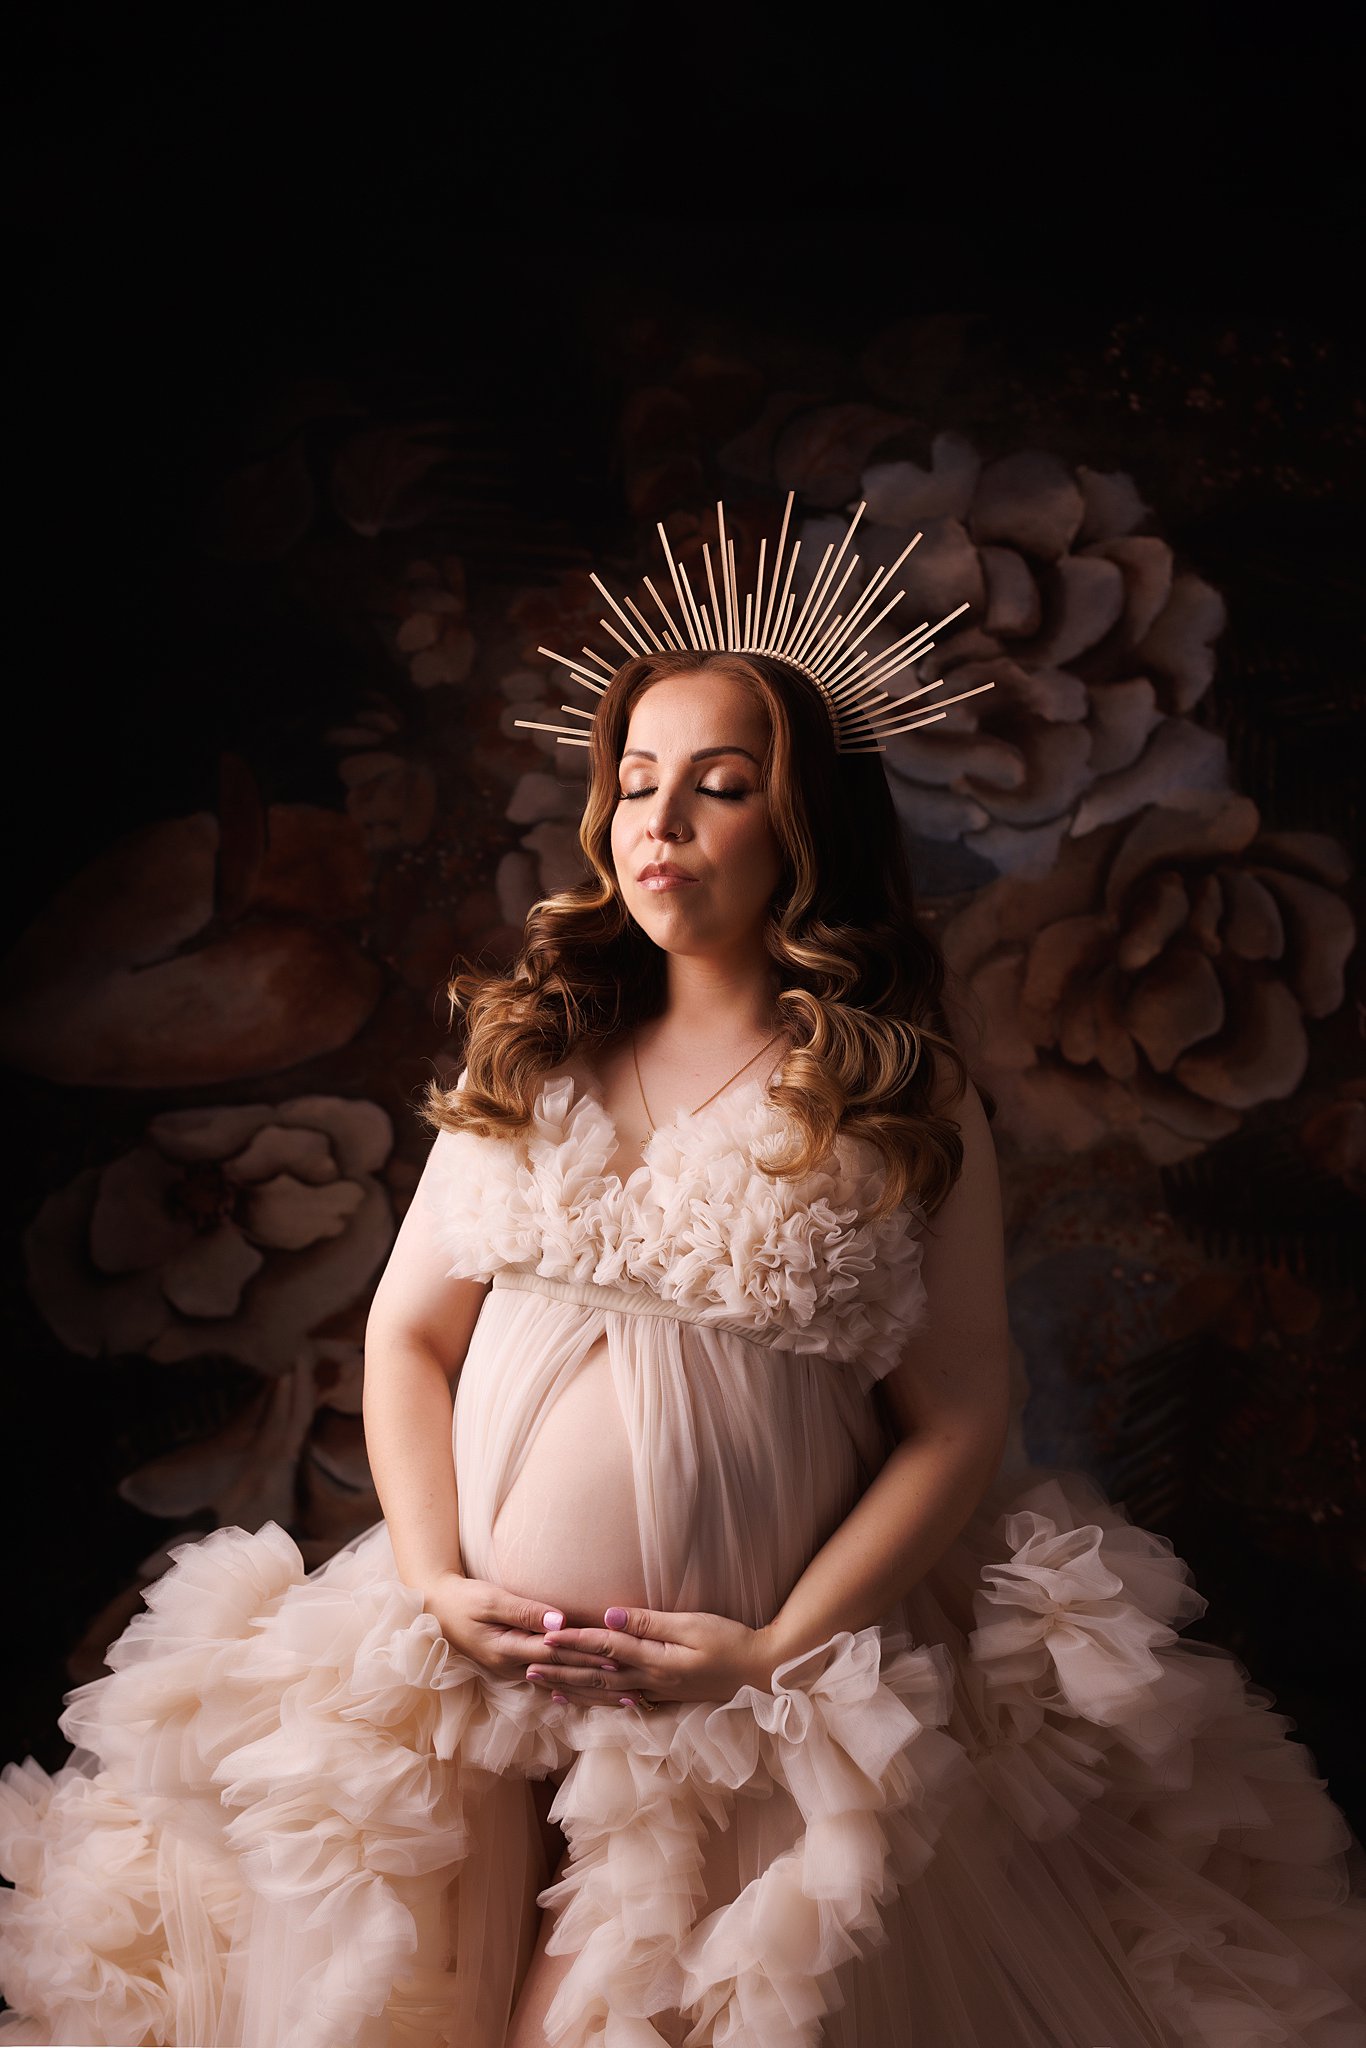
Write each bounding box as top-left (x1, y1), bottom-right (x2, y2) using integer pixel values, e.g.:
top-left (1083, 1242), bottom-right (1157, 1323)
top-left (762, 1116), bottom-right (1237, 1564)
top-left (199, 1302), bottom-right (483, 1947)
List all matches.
top-left (455, 1286), bottom-right (873, 1634)
top-left (486, 1334), bottom-right (652, 1625)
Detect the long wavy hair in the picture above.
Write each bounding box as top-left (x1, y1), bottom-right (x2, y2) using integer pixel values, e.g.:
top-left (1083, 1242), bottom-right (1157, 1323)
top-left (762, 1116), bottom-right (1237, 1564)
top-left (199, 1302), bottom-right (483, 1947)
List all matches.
top-left (424, 649), bottom-right (975, 1219)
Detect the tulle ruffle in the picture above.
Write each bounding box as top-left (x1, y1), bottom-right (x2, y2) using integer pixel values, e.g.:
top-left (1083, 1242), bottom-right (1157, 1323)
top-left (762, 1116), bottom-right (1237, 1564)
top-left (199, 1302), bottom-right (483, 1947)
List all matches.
top-left (423, 1070), bottom-right (929, 1382)
top-left (951, 1469), bottom-right (1366, 2046)
top-left (0, 1523), bottom-right (957, 2048)
top-left (2, 1476), bottom-right (1364, 2047)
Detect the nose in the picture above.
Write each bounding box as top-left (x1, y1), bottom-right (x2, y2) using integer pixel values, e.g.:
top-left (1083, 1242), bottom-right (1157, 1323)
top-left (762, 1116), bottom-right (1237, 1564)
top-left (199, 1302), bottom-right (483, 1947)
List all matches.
top-left (645, 786), bottom-right (689, 844)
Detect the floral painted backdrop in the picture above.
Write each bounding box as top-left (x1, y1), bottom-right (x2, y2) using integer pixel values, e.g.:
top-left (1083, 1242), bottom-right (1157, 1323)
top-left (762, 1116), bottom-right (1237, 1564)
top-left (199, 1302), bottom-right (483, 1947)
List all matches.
top-left (5, 308), bottom-right (1362, 1827)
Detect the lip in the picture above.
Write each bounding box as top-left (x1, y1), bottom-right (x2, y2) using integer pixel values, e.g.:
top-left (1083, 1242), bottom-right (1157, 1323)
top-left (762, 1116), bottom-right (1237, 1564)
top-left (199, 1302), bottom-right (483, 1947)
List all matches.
top-left (637, 863), bottom-right (697, 891)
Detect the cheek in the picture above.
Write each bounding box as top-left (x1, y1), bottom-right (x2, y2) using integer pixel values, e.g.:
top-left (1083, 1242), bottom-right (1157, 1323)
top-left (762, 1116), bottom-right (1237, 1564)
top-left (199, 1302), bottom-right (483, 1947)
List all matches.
top-left (727, 810), bottom-right (782, 889)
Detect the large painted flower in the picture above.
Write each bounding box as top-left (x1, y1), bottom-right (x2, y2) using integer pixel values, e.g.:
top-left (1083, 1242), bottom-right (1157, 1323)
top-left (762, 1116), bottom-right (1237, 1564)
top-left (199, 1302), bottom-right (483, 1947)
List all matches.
top-left (23, 1096), bottom-right (395, 1374)
top-left (797, 432), bottom-right (1231, 879)
top-left (941, 792), bottom-right (1356, 1161)
top-left (0, 801), bottom-right (380, 1089)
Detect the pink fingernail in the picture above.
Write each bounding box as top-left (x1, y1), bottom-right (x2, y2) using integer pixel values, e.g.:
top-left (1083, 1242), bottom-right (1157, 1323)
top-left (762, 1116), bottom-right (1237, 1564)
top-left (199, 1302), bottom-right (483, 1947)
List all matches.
top-left (543, 1609), bottom-right (564, 1631)
top-left (604, 1606), bottom-right (629, 1629)
top-left (551, 1691), bottom-right (568, 1705)
top-left (618, 1695), bottom-right (639, 1708)
top-left (599, 1659), bottom-right (619, 1672)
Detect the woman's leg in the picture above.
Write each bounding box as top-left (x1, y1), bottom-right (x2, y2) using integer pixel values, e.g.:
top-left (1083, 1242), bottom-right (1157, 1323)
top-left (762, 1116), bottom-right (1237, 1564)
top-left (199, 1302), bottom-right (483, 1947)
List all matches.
top-left (503, 1774), bottom-right (692, 2046)
top-left (504, 1779), bottom-right (574, 2045)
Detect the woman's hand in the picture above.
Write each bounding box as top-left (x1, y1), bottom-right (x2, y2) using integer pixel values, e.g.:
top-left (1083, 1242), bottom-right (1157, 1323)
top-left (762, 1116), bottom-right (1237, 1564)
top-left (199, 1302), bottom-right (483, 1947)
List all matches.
top-left (530, 1604), bottom-right (776, 1709)
top-left (420, 1572), bottom-right (617, 1686)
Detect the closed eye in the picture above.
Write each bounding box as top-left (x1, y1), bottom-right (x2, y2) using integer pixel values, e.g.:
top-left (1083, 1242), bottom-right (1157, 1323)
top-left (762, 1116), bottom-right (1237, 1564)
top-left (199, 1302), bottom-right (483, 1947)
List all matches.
top-left (619, 785), bottom-right (749, 802)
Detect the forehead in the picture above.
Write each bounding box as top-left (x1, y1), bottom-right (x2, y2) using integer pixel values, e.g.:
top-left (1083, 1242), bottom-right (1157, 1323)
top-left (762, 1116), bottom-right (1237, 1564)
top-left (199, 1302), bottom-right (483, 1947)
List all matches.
top-left (622, 670), bottom-right (769, 749)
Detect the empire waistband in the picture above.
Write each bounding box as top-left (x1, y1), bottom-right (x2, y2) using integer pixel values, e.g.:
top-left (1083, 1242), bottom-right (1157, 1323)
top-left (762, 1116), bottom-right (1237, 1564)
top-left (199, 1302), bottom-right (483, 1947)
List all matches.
top-left (489, 1266), bottom-right (767, 1345)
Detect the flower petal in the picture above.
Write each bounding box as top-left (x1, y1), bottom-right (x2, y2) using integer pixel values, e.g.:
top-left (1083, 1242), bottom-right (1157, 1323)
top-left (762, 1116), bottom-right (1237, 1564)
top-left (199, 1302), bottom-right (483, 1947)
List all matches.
top-left (1085, 679), bottom-right (1161, 779)
top-left (1021, 917), bottom-right (1114, 1040)
top-left (1129, 1070), bottom-right (1242, 1144)
top-left (24, 1171), bottom-right (172, 1358)
top-left (970, 451), bottom-right (1085, 562)
top-left (519, 820), bottom-right (588, 892)
top-left (150, 1105), bottom-right (275, 1165)
top-left (224, 1125), bottom-right (339, 1187)
top-left (1081, 535), bottom-right (1172, 642)
top-left (1073, 720), bottom-right (1231, 839)
top-left (1219, 869), bottom-right (1285, 962)
top-left (895, 515), bottom-right (985, 618)
top-left (1124, 948), bottom-right (1226, 1073)
top-left (243, 1175), bottom-right (365, 1252)
top-left (970, 723), bottom-right (1094, 828)
top-left (1104, 795), bottom-right (1260, 919)
top-left (1075, 464), bottom-right (1151, 543)
top-left (1174, 977), bottom-right (1307, 1108)
top-left (89, 1147), bottom-right (191, 1274)
top-left (1117, 872), bottom-right (1191, 972)
top-left (160, 1224), bottom-right (264, 1319)
top-left (860, 430), bottom-right (982, 524)
top-left (893, 726), bottom-right (1025, 792)
top-left (507, 772), bottom-right (582, 825)
top-left (275, 1098), bottom-right (392, 1177)
top-left (1026, 555), bottom-right (1125, 668)
top-left (886, 776), bottom-right (992, 843)
top-left (1249, 868), bottom-right (1356, 1018)
top-left (964, 811), bottom-right (1071, 882)
top-left (1132, 572), bottom-right (1227, 713)
top-left (1249, 829), bottom-right (1353, 888)
top-left (979, 546), bottom-right (1041, 637)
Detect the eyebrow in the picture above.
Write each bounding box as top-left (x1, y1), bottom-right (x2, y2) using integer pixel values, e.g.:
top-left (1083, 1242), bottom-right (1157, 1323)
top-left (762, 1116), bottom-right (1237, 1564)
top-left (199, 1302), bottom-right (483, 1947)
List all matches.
top-left (620, 746), bottom-right (762, 767)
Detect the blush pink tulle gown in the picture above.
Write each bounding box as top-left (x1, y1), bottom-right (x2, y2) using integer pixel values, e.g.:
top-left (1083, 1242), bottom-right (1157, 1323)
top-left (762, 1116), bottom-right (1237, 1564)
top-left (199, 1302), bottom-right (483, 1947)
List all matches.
top-left (2, 1063), bottom-right (1364, 2046)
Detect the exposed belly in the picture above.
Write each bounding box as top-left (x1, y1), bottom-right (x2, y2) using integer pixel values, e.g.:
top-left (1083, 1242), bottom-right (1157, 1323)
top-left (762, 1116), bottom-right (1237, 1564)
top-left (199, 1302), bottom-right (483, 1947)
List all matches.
top-left (452, 1286), bottom-right (879, 1632)
top-left (485, 1334), bottom-right (651, 1624)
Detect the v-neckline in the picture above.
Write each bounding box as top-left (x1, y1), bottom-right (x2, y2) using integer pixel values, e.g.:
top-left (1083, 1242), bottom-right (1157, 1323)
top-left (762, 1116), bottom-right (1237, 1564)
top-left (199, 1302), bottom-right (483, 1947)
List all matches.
top-left (557, 1058), bottom-right (783, 1192)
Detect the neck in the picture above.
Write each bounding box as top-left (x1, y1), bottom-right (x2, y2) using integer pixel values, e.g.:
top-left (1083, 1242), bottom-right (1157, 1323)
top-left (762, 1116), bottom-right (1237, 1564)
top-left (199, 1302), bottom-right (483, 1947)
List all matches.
top-left (658, 948), bottom-right (781, 1044)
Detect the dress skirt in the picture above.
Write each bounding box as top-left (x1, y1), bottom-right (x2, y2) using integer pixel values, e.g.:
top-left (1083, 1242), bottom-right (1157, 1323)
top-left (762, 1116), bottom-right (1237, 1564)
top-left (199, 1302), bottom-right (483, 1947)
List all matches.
top-left (1, 1265), bottom-right (1364, 2046)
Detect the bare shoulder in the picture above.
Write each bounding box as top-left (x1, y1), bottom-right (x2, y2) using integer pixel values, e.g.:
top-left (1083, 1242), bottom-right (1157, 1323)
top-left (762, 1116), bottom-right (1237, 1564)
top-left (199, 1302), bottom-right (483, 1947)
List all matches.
top-left (925, 1050), bottom-right (994, 1158)
top-left (949, 1073), bottom-right (995, 1156)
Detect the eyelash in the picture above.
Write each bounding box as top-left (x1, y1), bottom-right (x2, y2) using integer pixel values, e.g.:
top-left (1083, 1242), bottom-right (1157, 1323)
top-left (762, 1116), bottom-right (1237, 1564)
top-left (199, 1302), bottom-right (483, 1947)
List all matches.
top-left (618, 786), bottom-right (748, 803)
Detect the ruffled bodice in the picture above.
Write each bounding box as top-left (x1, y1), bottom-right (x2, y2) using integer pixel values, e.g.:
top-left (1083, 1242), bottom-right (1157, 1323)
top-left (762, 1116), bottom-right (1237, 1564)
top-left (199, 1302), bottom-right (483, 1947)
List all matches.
top-left (425, 1069), bottom-right (928, 1384)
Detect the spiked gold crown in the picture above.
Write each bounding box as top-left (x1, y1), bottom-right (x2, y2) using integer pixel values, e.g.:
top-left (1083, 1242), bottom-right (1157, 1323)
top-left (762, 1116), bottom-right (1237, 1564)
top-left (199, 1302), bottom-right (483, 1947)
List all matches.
top-left (515, 492), bottom-right (994, 756)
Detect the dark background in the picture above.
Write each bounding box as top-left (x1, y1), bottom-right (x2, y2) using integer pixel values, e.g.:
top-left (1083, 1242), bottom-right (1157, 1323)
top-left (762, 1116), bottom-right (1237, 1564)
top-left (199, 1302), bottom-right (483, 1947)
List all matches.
top-left (4, 7), bottom-right (1363, 1831)
top-left (7, 13), bottom-right (1361, 891)
top-left (7, 11), bottom-right (1361, 872)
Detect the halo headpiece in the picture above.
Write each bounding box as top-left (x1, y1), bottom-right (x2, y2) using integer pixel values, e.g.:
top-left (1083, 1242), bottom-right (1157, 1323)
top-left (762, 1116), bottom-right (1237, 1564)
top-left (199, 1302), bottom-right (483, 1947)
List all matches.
top-left (516, 492), bottom-right (994, 755)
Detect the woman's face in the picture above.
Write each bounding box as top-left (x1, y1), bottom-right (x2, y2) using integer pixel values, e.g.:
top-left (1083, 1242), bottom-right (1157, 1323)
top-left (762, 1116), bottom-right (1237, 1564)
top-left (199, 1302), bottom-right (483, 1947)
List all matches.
top-left (609, 670), bottom-right (785, 961)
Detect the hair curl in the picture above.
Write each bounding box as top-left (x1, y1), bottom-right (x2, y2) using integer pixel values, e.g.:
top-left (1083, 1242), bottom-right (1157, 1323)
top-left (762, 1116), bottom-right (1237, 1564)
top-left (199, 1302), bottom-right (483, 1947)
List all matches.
top-left (423, 649), bottom-right (980, 1220)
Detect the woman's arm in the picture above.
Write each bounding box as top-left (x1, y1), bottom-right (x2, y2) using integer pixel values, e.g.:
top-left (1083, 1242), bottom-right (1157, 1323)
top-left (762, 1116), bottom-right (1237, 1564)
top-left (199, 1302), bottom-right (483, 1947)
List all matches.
top-left (757, 1075), bottom-right (1011, 1670)
top-left (364, 1134), bottom-right (614, 1685)
top-left (362, 1132), bottom-right (489, 1591)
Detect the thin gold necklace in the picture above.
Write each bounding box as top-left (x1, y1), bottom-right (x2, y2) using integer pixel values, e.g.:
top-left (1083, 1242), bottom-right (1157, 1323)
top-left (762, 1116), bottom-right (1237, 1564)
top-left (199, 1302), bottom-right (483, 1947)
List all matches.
top-left (631, 1028), bottom-right (785, 1141)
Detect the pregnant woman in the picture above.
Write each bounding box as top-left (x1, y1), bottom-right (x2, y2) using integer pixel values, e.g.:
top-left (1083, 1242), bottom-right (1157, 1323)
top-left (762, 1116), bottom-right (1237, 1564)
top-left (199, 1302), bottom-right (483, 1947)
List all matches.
top-left (2, 502), bottom-right (1364, 2046)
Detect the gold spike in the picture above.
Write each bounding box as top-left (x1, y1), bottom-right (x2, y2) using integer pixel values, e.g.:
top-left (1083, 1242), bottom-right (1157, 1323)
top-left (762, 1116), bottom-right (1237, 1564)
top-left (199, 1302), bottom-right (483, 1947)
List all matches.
top-left (760, 494), bottom-right (795, 646)
top-left (590, 573), bottom-right (654, 655)
top-left (532, 499), bottom-right (992, 752)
